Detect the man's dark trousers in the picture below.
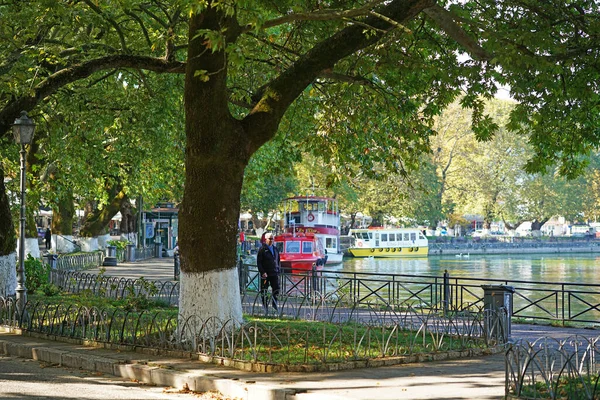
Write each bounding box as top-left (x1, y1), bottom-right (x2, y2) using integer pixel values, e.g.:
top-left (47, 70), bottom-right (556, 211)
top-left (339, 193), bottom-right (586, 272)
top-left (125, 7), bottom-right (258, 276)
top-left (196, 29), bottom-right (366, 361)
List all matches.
top-left (260, 275), bottom-right (280, 312)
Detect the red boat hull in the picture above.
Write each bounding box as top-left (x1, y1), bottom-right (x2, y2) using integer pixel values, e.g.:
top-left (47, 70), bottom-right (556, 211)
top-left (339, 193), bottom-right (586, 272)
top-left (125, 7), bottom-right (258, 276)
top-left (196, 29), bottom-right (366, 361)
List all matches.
top-left (280, 259), bottom-right (323, 271)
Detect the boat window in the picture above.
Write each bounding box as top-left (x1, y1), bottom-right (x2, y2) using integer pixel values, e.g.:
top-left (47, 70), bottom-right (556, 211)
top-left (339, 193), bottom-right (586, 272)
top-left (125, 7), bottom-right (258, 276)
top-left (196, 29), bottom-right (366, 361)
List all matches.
top-left (410, 233), bottom-right (416, 241)
top-left (302, 241), bottom-right (313, 253)
top-left (286, 241), bottom-right (301, 253)
top-left (326, 237), bottom-right (337, 248)
top-left (302, 202), bottom-right (320, 212)
top-left (381, 234), bottom-right (388, 242)
top-left (275, 242), bottom-right (284, 252)
top-left (389, 233), bottom-right (396, 241)
top-left (403, 233), bottom-right (409, 241)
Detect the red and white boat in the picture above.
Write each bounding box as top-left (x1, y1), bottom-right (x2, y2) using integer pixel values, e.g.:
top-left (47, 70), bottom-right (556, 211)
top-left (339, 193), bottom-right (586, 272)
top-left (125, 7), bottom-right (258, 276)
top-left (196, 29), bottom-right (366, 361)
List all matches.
top-left (274, 232), bottom-right (327, 272)
top-left (282, 196), bottom-right (343, 265)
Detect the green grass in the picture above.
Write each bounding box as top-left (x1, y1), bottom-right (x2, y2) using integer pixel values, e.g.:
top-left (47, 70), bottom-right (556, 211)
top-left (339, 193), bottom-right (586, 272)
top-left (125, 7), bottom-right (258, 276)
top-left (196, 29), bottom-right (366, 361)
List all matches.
top-left (239, 317), bottom-right (458, 364)
top-left (29, 291), bottom-right (177, 315)
top-left (27, 291), bottom-right (486, 365)
top-left (516, 375), bottom-right (600, 399)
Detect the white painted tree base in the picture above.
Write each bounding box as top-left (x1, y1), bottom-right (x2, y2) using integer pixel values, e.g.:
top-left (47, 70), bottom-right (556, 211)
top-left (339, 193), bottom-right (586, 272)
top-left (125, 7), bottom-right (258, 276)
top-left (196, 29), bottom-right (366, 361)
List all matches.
top-left (79, 237), bottom-right (99, 252)
top-left (55, 235), bottom-right (75, 253)
top-left (178, 268), bottom-right (243, 341)
top-left (120, 233), bottom-right (137, 247)
top-left (97, 233), bottom-right (111, 249)
top-left (27, 238), bottom-right (40, 259)
top-left (0, 253), bottom-right (16, 297)
top-left (17, 238), bottom-right (41, 259)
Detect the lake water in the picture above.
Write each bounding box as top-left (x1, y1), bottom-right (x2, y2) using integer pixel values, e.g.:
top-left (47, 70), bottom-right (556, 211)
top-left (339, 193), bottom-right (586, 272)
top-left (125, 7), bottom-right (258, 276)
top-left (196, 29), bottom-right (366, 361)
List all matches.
top-left (333, 253), bottom-right (600, 285)
top-left (327, 253), bottom-right (600, 323)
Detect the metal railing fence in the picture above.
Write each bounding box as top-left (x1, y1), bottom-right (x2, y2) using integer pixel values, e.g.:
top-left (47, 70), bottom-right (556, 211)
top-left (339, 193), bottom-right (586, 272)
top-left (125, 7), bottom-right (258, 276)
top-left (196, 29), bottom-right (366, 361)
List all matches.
top-left (0, 296), bottom-right (499, 368)
top-left (50, 270), bottom-right (179, 306)
top-left (45, 262), bottom-right (600, 326)
top-left (55, 252), bottom-right (104, 271)
top-left (241, 264), bottom-right (600, 326)
top-left (135, 246), bottom-right (154, 261)
top-left (506, 335), bottom-right (600, 399)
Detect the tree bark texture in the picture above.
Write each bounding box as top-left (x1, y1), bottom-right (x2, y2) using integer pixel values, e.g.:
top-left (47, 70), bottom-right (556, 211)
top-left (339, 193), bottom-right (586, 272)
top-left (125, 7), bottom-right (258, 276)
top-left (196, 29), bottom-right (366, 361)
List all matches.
top-left (0, 167), bottom-right (16, 256)
top-left (79, 185), bottom-right (127, 237)
top-left (51, 191), bottom-right (75, 235)
top-left (180, 8), bottom-right (251, 275)
top-left (119, 198), bottom-right (136, 234)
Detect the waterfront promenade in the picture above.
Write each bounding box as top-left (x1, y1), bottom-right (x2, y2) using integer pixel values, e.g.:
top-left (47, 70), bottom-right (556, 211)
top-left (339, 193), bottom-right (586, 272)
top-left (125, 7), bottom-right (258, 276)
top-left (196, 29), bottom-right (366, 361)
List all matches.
top-left (427, 237), bottom-right (600, 256)
top-left (20, 256), bottom-right (586, 399)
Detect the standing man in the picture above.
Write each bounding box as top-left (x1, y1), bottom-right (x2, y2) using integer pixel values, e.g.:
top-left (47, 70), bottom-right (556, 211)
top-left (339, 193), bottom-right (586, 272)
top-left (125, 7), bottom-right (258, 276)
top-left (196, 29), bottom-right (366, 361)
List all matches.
top-left (256, 232), bottom-right (280, 314)
top-left (44, 228), bottom-right (51, 250)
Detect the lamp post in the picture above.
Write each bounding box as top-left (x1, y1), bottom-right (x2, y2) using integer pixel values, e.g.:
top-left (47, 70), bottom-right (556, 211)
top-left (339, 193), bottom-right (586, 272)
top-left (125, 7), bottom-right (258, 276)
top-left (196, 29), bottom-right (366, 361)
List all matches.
top-left (12, 111), bottom-right (35, 313)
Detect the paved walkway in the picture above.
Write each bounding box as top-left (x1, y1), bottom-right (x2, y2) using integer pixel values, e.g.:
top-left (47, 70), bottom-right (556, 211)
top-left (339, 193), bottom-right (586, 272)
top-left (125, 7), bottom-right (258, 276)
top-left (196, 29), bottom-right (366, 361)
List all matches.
top-left (5, 257), bottom-right (598, 399)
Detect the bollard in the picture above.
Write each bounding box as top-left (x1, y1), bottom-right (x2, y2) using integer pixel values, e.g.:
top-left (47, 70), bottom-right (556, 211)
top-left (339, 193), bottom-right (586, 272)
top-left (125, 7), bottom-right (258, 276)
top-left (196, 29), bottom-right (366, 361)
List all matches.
top-left (237, 258), bottom-right (247, 294)
top-left (173, 253), bottom-right (180, 280)
top-left (310, 263), bottom-right (318, 300)
top-left (443, 270), bottom-right (450, 316)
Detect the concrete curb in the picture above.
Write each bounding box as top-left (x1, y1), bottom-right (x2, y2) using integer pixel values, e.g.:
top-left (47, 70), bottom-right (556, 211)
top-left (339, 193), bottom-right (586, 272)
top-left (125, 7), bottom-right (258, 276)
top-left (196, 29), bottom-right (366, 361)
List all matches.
top-left (0, 333), bottom-right (294, 400)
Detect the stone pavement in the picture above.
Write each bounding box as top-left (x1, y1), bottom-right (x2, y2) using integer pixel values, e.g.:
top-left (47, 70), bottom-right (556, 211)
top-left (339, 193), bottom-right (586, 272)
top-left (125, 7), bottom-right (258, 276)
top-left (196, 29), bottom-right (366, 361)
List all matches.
top-left (3, 257), bottom-right (597, 399)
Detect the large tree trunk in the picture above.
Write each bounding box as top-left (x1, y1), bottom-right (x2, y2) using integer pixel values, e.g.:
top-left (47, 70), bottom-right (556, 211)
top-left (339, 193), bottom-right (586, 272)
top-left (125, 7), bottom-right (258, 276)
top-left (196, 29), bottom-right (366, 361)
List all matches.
top-left (179, 8), bottom-right (249, 327)
top-left (119, 198), bottom-right (135, 234)
top-left (79, 185), bottom-right (126, 237)
top-left (52, 193), bottom-right (75, 235)
top-left (119, 197), bottom-right (138, 245)
top-left (51, 191), bottom-right (77, 252)
top-left (0, 166), bottom-right (17, 297)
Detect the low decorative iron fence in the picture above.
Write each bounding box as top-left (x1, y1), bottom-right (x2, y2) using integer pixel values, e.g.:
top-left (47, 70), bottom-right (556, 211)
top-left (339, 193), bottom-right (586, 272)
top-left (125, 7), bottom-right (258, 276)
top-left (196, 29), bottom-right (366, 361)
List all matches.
top-left (0, 296), bottom-right (499, 368)
top-left (55, 252), bottom-right (104, 271)
top-left (47, 269), bottom-right (512, 345)
top-left (506, 336), bottom-right (600, 399)
top-left (135, 246), bottom-right (154, 261)
top-left (50, 270), bottom-right (179, 306)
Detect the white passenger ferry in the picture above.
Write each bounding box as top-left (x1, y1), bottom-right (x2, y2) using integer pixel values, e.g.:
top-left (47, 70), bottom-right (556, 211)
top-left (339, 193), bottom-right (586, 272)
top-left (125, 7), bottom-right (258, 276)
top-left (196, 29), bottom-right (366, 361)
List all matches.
top-left (348, 228), bottom-right (428, 257)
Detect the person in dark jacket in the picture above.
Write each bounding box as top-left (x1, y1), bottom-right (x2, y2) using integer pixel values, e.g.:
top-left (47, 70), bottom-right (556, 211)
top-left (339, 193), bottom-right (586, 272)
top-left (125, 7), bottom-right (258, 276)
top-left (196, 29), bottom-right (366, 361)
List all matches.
top-left (256, 232), bottom-right (280, 313)
top-left (44, 228), bottom-right (51, 250)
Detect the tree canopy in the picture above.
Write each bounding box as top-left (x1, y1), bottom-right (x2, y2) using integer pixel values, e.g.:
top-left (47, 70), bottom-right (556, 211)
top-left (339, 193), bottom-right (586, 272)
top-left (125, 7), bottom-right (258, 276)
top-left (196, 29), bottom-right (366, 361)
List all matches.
top-left (1, 0), bottom-right (600, 322)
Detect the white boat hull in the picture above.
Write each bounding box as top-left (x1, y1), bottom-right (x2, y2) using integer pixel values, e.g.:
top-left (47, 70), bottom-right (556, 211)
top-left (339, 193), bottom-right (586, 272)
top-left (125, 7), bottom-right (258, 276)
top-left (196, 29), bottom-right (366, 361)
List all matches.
top-left (325, 252), bottom-right (344, 265)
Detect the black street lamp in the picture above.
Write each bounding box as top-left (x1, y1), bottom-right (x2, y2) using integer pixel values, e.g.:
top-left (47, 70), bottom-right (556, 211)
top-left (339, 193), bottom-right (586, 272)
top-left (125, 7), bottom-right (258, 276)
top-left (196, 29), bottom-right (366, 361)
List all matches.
top-left (12, 111), bottom-right (35, 313)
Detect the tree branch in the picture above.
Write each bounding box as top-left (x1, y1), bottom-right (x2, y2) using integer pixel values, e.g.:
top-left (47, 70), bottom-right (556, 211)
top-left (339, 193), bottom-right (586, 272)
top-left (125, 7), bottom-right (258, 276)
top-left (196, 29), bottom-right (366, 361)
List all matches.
top-left (243, 0), bottom-right (435, 150)
top-left (82, 0), bottom-right (129, 53)
top-left (245, 0), bottom-right (388, 32)
top-left (422, 5), bottom-right (492, 62)
top-left (0, 55), bottom-right (185, 138)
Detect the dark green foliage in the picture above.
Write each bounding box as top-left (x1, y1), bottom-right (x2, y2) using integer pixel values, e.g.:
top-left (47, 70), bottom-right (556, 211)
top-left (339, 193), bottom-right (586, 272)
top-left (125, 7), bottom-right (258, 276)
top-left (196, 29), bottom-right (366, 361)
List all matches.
top-left (39, 282), bottom-right (61, 297)
top-left (23, 254), bottom-right (50, 294)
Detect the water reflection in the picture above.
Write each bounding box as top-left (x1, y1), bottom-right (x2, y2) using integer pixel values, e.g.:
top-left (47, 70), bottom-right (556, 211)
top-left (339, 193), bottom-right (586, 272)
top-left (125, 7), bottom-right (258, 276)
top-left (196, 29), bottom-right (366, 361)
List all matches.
top-left (338, 254), bottom-right (600, 285)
